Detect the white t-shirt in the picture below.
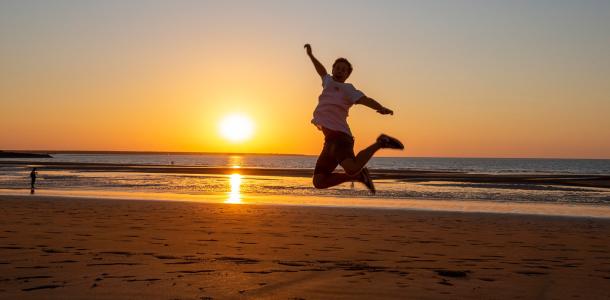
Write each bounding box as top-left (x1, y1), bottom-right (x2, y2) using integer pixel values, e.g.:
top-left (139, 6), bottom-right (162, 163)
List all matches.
top-left (311, 74), bottom-right (365, 136)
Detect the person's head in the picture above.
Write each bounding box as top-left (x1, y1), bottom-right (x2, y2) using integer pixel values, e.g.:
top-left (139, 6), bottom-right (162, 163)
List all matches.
top-left (332, 57), bottom-right (353, 82)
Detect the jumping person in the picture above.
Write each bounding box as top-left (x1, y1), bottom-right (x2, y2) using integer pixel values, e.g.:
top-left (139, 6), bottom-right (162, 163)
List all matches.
top-left (305, 44), bottom-right (404, 194)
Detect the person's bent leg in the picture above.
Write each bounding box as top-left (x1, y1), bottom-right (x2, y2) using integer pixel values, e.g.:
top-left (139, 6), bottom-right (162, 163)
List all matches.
top-left (340, 142), bottom-right (381, 175)
top-left (313, 173), bottom-right (356, 189)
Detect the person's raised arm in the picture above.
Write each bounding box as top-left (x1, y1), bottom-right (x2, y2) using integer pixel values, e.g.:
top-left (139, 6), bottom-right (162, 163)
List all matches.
top-left (355, 96), bottom-right (394, 115)
top-left (304, 44), bottom-right (327, 79)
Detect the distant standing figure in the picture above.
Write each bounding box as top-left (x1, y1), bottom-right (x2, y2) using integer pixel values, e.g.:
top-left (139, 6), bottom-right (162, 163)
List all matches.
top-left (30, 168), bottom-right (37, 191)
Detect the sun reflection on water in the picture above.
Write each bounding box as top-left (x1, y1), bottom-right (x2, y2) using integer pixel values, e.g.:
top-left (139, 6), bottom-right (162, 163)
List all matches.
top-left (225, 173), bottom-right (242, 204)
top-left (228, 155), bottom-right (243, 168)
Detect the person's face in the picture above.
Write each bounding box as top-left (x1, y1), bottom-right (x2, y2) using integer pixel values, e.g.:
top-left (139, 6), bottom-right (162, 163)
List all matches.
top-left (332, 61), bottom-right (351, 82)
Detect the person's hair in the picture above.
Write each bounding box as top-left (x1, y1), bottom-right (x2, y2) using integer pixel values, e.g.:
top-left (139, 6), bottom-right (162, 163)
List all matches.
top-left (333, 57), bottom-right (353, 75)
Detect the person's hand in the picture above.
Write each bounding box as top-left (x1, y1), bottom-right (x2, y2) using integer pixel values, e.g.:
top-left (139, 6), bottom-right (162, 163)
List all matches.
top-left (377, 107), bottom-right (394, 115)
top-left (304, 44), bottom-right (312, 55)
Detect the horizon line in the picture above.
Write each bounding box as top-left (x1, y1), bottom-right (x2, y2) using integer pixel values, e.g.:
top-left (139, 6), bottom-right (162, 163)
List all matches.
top-left (2, 150), bottom-right (609, 160)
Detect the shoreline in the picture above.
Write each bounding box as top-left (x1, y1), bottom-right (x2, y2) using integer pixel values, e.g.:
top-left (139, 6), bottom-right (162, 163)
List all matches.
top-left (2, 160), bottom-right (610, 188)
top-left (1, 195), bottom-right (609, 299)
top-left (2, 190), bottom-right (610, 219)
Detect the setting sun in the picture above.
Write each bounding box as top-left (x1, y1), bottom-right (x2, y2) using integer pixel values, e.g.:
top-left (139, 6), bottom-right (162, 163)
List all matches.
top-left (219, 114), bottom-right (254, 142)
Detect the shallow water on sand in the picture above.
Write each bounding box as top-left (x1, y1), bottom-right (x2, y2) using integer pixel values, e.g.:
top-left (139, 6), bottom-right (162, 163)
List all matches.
top-left (1, 168), bottom-right (609, 206)
top-left (2, 154), bottom-right (610, 216)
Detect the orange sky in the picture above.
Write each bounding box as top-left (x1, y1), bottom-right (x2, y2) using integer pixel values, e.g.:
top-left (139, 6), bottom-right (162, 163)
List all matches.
top-left (1, 1), bottom-right (609, 158)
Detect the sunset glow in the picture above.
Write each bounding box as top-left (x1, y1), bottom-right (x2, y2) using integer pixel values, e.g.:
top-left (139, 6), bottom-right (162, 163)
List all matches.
top-left (219, 114), bottom-right (254, 143)
top-left (1, 2), bottom-right (609, 158)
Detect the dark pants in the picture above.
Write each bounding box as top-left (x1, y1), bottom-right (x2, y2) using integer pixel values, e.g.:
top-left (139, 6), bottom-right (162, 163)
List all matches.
top-left (314, 128), bottom-right (356, 175)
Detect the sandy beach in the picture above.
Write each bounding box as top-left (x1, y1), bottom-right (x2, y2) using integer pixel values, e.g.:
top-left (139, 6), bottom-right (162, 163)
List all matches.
top-left (1, 195), bottom-right (609, 299)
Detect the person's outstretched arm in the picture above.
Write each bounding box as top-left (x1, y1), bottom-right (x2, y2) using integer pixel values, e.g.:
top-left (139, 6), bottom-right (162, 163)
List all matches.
top-left (304, 44), bottom-right (327, 79)
top-left (356, 96), bottom-right (394, 115)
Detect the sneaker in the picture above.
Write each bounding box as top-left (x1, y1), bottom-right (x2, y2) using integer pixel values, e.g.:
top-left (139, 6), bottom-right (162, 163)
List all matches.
top-left (377, 134), bottom-right (404, 150)
top-left (359, 167), bottom-right (376, 195)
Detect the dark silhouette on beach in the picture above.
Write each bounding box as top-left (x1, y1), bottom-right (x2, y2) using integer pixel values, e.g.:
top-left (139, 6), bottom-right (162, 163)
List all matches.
top-left (30, 168), bottom-right (37, 194)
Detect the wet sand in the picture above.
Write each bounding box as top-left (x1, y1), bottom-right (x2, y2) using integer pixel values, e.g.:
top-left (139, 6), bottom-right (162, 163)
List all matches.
top-left (1, 195), bottom-right (609, 299)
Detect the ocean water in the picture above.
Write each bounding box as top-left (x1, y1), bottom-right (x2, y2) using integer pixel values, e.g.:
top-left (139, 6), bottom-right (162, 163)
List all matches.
top-left (1, 154), bottom-right (610, 208)
top-left (4, 154), bottom-right (610, 174)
